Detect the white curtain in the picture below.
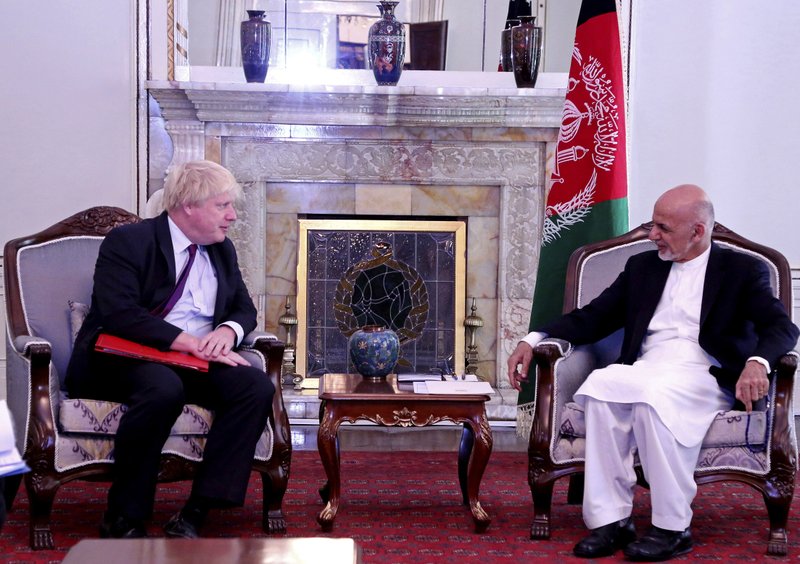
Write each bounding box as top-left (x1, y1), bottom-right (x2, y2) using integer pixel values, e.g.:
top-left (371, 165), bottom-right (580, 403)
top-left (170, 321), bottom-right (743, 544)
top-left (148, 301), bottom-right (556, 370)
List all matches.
top-left (214, 0), bottom-right (248, 66)
top-left (175, 0), bottom-right (190, 66)
top-left (412, 0), bottom-right (445, 22)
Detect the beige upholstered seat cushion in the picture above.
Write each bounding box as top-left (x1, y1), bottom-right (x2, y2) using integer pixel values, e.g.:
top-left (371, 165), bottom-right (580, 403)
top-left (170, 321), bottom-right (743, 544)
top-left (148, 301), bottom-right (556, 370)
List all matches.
top-left (59, 398), bottom-right (213, 435)
top-left (554, 401), bottom-right (770, 473)
top-left (558, 401), bottom-right (767, 449)
top-left (56, 398), bottom-right (274, 470)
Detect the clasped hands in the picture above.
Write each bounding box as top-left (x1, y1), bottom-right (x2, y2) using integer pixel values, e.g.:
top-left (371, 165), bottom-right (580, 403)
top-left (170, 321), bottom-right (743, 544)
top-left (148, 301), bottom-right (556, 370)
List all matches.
top-left (171, 326), bottom-right (249, 367)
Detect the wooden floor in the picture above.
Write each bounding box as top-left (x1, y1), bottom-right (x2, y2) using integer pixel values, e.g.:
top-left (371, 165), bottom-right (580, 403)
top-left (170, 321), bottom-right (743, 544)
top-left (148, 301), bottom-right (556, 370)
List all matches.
top-left (289, 423), bottom-right (528, 452)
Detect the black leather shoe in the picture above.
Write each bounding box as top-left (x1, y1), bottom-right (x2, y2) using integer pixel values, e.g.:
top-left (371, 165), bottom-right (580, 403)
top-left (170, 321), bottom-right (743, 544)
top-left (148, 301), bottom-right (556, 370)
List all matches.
top-left (164, 511), bottom-right (200, 539)
top-left (99, 512), bottom-right (146, 539)
top-left (573, 517), bottom-right (636, 558)
top-left (623, 526), bottom-right (692, 561)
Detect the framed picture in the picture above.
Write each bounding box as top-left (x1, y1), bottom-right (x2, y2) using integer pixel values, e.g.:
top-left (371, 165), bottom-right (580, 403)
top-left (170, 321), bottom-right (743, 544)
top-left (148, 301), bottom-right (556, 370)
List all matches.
top-left (296, 218), bottom-right (466, 377)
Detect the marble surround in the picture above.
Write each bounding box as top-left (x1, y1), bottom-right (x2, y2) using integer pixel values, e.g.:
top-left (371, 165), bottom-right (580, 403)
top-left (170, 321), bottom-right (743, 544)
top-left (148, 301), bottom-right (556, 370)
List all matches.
top-left (146, 71), bottom-right (566, 418)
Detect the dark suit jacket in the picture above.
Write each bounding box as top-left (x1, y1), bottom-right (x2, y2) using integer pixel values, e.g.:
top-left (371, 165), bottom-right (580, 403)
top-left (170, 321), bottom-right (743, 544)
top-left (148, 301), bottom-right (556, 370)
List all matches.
top-left (538, 243), bottom-right (799, 394)
top-left (66, 212), bottom-right (257, 392)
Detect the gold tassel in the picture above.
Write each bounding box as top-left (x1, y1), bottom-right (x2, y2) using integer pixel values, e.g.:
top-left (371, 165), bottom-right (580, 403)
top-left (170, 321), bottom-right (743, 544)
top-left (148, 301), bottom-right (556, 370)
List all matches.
top-left (516, 401), bottom-right (535, 438)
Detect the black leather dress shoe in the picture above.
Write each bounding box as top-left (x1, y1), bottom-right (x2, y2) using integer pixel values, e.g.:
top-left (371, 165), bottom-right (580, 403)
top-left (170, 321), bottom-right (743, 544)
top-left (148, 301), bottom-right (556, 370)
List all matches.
top-left (623, 526), bottom-right (692, 561)
top-left (164, 511), bottom-right (200, 539)
top-left (573, 517), bottom-right (636, 558)
top-left (99, 512), bottom-right (146, 539)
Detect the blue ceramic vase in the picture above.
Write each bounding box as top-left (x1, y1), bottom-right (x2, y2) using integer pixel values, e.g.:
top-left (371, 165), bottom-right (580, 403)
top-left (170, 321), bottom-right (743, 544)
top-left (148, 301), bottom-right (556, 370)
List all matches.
top-left (241, 10), bottom-right (271, 83)
top-left (367, 1), bottom-right (405, 86)
top-left (348, 325), bottom-right (400, 379)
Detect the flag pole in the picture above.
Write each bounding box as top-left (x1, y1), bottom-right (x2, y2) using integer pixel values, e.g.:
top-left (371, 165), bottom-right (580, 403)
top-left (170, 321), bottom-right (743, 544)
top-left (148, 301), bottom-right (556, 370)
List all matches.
top-left (516, 0), bottom-right (630, 436)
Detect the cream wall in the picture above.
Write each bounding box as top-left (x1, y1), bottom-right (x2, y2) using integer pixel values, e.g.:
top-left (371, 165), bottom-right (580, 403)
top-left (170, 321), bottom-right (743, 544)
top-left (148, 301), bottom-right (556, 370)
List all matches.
top-left (0, 1), bottom-right (138, 248)
top-left (628, 1), bottom-right (800, 265)
top-left (0, 1), bottom-right (138, 397)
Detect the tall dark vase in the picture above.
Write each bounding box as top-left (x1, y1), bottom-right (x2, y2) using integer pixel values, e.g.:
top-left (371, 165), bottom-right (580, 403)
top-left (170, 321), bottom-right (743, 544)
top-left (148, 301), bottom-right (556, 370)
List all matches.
top-left (240, 10), bottom-right (271, 83)
top-left (368, 1), bottom-right (405, 86)
top-left (511, 16), bottom-right (542, 88)
top-left (500, 19), bottom-right (521, 72)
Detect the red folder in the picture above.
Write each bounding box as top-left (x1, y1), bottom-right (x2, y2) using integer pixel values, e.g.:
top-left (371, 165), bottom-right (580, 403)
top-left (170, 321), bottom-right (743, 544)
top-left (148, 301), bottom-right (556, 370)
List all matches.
top-left (94, 333), bottom-right (209, 372)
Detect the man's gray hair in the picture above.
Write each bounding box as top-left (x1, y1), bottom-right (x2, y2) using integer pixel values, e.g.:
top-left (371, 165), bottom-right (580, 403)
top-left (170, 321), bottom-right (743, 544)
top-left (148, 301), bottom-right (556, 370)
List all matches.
top-left (696, 199), bottom-right (715, 229)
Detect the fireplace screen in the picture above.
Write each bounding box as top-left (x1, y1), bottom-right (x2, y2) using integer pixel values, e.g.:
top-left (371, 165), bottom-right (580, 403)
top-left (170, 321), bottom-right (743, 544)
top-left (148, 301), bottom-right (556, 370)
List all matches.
top-left (296, 219), bottom-right (466, 377)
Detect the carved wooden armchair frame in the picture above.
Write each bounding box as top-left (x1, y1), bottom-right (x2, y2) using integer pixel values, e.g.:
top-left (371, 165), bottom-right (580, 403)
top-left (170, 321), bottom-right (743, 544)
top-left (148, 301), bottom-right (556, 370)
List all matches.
top-left (527, 222), bottom-right (798, 556)
top-left (4, 207), bottom-right (292, 549)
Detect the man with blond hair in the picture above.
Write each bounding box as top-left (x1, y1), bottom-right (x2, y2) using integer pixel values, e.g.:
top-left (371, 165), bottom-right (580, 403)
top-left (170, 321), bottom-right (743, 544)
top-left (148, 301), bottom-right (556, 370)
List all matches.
top-left (67, 160), bottom-right (273, 539)
top-left (508, 185), bottom-right (798, 561)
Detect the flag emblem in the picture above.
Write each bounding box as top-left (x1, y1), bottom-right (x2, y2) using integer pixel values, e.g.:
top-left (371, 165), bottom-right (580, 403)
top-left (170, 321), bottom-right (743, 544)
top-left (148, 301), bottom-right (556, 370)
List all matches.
top-left (545, 42), bottom-right (624, 246)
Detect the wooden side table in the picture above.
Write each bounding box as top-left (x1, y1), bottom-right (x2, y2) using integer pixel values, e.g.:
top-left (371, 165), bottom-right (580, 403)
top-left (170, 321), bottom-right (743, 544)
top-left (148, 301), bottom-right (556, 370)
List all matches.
top-left (316, 373), bottom-right (493, 532)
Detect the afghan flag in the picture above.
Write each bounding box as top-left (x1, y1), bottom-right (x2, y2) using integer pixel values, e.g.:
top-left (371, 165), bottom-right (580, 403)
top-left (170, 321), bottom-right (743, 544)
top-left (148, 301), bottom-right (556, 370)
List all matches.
top-left (517, 0), bottom-right (629, 426)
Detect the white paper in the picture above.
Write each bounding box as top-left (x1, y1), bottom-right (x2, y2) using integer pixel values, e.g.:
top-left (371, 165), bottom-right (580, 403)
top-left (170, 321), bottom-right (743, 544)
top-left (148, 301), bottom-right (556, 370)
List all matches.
top-left (418, 381), bottom-right (495, 395)
top-left (300, 377), bottom-right (320, 390)
top-left (396, 373), bottom-right (444, 382)
top-left (0, 400), bottom-right (30, 477)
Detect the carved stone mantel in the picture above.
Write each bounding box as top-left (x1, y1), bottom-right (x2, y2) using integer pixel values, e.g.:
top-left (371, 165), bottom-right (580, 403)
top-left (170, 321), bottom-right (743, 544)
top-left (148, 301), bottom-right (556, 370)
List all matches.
top-left (146, 76), bottom-right (566, 410)
top-left (146, 77), bottom-right (566, 128)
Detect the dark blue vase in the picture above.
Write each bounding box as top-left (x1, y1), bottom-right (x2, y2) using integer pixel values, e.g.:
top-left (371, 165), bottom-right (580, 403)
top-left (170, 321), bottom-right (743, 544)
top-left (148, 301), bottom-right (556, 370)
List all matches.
top-left (500, 19), bottom-right (520, 72)
top-left (368, 1), bottom-right (405, 86)
top-left (511, 16), bottom-right (542, 88)
top-left (348, 325), bottom-right (400, 379)
top-left (240, 10), bottom-right (271, 83)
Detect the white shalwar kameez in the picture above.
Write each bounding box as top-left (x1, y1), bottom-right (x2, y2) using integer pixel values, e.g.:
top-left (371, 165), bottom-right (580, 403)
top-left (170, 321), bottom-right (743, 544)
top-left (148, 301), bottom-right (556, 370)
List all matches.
top-left (573, 247), bottom-right (733, 531)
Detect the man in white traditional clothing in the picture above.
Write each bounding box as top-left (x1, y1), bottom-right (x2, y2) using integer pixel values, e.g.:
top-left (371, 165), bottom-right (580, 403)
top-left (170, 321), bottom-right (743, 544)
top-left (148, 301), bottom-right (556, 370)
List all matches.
top-left (508, 184), bottom-right (799, 561)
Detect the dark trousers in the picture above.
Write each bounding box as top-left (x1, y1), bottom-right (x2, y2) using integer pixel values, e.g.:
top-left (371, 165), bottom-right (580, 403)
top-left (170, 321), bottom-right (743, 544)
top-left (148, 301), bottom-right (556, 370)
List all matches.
top-left (72, 354), bottom-right (274, 521)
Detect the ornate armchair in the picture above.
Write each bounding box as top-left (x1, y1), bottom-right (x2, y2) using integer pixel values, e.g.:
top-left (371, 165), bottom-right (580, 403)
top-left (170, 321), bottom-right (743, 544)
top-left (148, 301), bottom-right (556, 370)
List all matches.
top-left (527, 222), bottom-right (798, 556)
top-left (3, 207), bottom-right (292, 549)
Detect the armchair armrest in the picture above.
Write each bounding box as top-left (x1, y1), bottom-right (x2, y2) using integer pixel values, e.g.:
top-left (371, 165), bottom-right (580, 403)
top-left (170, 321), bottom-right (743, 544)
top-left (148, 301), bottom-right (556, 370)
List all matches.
top-left (241, 330), bottom-right (279, 348)
top-left (769, 351), bottom-right (799, 472)
top-left (529, 339), bottom-right (597, 462)
top-left (533, 339), bottom-right (597, 413)
top-left (240, 331), bottom-right (291, 469)
top-left (6, 335), bottom-right (57, 461)
top-left (12, 335), bottom-right (53, 356)
top-left (534, 338), bottom-right (573, 359)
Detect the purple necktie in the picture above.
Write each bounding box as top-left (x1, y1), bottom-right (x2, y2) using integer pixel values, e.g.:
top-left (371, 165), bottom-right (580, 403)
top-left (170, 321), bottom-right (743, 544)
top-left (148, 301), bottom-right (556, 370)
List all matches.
top-left (152, 244), bottom-right (198, 319)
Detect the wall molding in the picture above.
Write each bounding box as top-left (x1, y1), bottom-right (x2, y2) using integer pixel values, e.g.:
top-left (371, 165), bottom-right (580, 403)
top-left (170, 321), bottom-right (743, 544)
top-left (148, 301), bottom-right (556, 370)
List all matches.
top-left (1, 257), bottom-right (6, 399)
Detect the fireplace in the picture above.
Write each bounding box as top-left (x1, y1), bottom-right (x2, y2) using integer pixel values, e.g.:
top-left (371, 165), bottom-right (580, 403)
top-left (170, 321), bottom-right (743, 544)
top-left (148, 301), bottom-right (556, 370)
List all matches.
top-left (147, 74), bottom-right (565, 416)
top-left (297, 217), bottom-right (466, 378)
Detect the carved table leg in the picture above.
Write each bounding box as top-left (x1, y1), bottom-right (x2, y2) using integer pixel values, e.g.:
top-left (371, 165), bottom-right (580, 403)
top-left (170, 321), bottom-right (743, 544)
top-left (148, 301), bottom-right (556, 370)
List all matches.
top-left (318, 435), bottom-right (339, 504)
top-left (458, 424), bottom-right (475, 506)
top-left (465, 413), bottom-right (493, 532)
top-left (316, 405), bottom-right (341, 530)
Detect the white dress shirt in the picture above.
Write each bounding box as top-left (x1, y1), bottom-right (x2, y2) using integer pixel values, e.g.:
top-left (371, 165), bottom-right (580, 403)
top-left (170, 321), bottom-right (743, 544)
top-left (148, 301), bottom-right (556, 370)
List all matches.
top-left (639, 246), bottom-right (716, 367)
top-left (164, 217), bottom-right (244, 344)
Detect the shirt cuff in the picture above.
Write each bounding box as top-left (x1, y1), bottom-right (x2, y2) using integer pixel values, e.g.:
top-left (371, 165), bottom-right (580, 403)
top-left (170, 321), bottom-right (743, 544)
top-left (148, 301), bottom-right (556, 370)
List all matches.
top-left (747, 356), bottom-right (771, 374)
top-left (521, 331), bottom-right (548, 348)
top-left (219, 321), bottom-right (244, 346)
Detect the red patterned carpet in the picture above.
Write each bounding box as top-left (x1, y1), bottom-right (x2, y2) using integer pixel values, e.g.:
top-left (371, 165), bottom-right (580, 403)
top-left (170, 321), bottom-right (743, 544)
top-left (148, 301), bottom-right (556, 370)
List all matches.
top-left (0, 450), bottom-right (795, 562)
